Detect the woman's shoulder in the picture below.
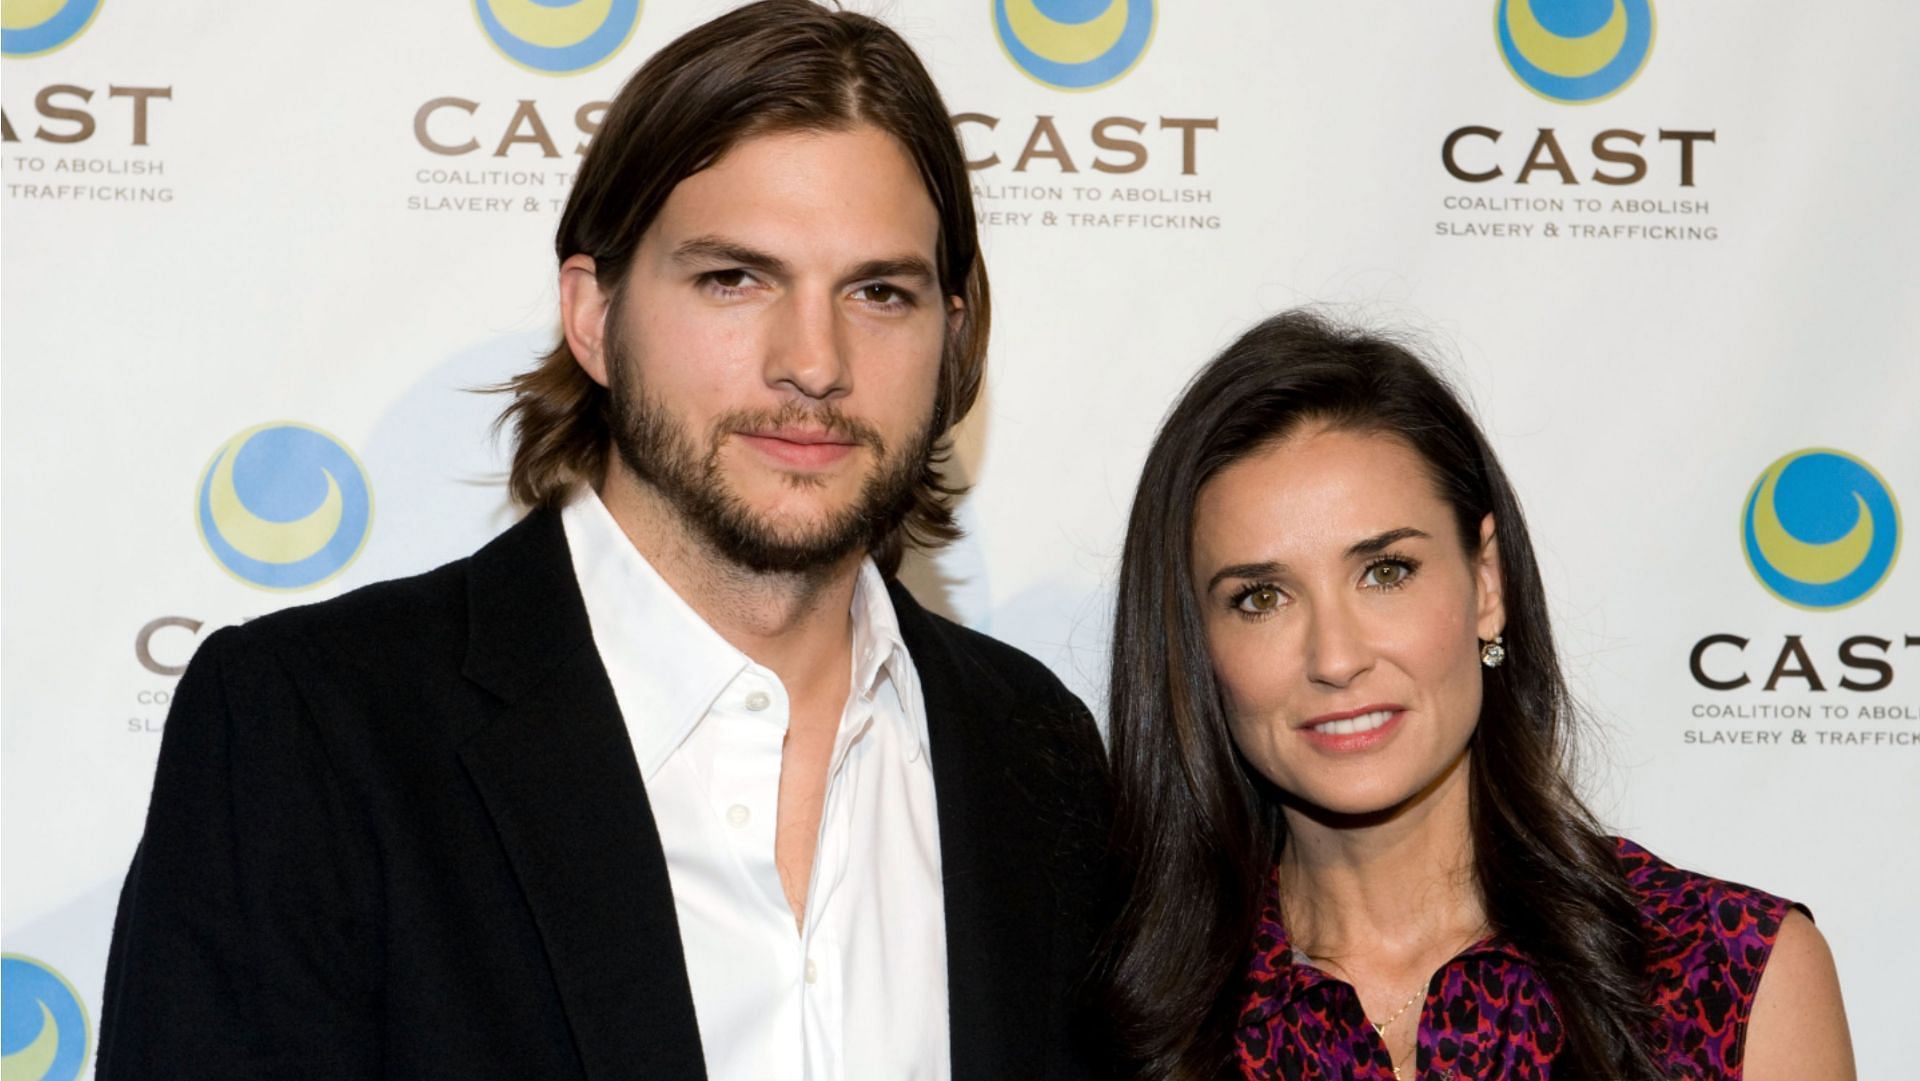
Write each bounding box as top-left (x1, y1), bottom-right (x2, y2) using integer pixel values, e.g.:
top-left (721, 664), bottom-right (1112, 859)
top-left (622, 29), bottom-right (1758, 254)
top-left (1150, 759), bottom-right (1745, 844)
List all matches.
top-left (1610, 837), bottom-right (1855, 1079)
top-left (1612, 835), bottom-right (1797, 949)
top-left (1612, 837), bottom-right (1796, 1049)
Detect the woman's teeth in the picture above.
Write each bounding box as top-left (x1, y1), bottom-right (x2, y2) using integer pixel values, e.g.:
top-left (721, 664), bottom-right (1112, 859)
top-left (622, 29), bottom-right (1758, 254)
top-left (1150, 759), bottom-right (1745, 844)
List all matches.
top-left (1313, 710), bottom-right (1393, 735)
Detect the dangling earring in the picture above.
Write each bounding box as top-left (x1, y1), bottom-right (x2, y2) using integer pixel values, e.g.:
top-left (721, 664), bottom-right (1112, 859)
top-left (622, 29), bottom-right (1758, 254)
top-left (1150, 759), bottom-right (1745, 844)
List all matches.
top-left (1480, 635), bottom-right (1507, 668)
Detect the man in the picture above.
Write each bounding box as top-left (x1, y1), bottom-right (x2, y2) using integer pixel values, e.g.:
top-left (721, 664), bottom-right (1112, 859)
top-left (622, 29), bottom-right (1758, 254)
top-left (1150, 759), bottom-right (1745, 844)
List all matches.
top-left (98, 4), bottom-right (1110, 1078)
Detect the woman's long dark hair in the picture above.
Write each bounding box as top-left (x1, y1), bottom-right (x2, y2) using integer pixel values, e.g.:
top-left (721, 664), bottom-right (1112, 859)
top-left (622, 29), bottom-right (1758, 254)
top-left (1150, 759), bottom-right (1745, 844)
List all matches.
top-left (1100, 311), bottom-right (1664, 1080)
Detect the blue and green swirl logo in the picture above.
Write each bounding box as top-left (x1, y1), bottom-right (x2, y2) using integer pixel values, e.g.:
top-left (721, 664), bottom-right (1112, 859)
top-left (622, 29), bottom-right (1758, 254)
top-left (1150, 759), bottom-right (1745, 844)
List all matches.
top-left (1496, 0), bottom-right (1655, 104)
top-left (1742, 449), bottom-right (1901, 611)
top-left (1, 955), bottom-right (90, 1081)
top-left (994, 0), bottom-right (1154, 92)
top-left (1, 0), bottom-right (102, 58)
top-left (196, 422), bottom-right (373, 592)
top-left (474, 0), bottom-right (641, 76)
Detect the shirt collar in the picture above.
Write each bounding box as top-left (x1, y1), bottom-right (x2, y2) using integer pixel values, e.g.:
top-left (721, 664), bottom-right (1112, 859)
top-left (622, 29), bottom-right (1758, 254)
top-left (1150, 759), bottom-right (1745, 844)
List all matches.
top-left (560, 488), bottom-right (928, 776)
top-left (845, 557), bottom-right (930, 760)
top-left (561, 489), bottom-right (748, 781)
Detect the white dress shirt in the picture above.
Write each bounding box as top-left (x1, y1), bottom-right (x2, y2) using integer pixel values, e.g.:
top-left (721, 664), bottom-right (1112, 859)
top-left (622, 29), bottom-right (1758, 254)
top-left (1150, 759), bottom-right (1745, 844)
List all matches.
top-left (561, 490), bottom-right (951, 1081)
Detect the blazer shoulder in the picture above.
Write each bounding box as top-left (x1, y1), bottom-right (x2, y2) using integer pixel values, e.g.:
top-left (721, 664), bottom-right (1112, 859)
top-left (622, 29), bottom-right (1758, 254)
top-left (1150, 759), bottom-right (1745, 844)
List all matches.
top-left (935, 608), bottom-right (1075, 698)
top-left (886, 579), bottom-right (1076, 704)
top-left (240, 557), bottom-right (468, 649)
top-left (209, 557), bottom-right (474, 694)
top-left (887, 580), bottom-right (1108, 790)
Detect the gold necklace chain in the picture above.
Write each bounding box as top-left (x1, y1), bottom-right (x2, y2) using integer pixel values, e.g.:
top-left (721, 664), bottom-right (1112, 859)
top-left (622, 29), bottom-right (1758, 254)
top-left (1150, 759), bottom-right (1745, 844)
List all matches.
top-left (1305, 956), bottom-right (1426, 1080)
top-left (1369, 981), bottom-right (1425, 1038)
top-left (1298, 950), bottom-right (1427, 1032)
top-left (1295, 921), bottom-right (1489, 1081)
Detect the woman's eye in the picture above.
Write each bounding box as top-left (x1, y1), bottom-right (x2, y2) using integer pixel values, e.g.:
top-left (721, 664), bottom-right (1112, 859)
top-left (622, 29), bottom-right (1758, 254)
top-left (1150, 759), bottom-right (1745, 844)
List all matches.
top-left (1363, 560), bottom-right (1413, 589)
top-left (1234, 585), bottom-right (1283, 614)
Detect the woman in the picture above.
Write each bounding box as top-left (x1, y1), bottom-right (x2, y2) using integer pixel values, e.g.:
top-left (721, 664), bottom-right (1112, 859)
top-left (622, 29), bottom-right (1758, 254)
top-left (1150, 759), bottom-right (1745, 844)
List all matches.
top-left (1100, 311), bottom-right (1853, 1080)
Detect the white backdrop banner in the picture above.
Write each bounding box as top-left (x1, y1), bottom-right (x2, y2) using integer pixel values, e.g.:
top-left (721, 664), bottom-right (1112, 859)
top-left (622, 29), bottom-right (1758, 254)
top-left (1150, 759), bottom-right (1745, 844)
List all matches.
top-left (4, 1), bottom-right (1913, 1077)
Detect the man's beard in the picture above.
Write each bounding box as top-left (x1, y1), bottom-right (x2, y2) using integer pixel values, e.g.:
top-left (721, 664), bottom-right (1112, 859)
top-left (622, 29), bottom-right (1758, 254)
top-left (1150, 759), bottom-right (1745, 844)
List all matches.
top-left (604, 333), bottom-right (935, 575)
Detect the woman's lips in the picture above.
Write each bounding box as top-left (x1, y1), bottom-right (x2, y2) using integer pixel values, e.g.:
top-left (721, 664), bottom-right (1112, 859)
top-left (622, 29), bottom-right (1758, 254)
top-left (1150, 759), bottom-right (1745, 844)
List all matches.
top-left (1297, 706), bottom-right (1404, 752)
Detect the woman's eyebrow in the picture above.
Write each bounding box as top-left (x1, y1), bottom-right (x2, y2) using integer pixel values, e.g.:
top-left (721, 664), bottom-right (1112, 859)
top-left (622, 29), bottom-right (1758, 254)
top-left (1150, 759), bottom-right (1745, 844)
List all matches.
top-left (1206, 560), bottom-right (1285, 594)
top-left (1204, 528), bottom-right (1432, 593)
top-left (1345, 527), bottom-right (1429, 559)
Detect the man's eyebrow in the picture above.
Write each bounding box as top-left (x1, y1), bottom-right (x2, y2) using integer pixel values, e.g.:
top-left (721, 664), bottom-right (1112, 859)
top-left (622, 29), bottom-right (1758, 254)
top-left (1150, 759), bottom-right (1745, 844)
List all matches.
top-left (669, 240), bottom-right (937, 289)
top-left (1345, 527), bottom-right (1430, 559)
top-left (1206, 561), bottom-right (1285, 594)
top-left (847, 256), bottom-right (937, 285)
top-left (670, 236), bottom-right (791, 276)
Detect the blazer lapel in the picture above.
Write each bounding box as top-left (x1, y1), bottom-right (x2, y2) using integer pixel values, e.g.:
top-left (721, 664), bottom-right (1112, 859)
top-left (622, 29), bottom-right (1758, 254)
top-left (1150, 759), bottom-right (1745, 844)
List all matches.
top-left (892, 584), bottom-right (1059, 1081)
top-left (455, 508), bottom-right (706, 1081)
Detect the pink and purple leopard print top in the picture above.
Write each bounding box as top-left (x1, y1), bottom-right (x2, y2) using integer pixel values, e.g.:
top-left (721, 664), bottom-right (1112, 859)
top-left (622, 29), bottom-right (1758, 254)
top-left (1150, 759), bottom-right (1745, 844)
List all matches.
top-left (1234, 838), bottom-right (1795, 1080)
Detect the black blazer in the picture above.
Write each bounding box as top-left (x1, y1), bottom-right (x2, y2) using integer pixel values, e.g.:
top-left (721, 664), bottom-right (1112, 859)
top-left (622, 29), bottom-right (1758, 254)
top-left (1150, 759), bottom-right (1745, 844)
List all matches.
top-left (99, 508), bottom-right (1111, 1080)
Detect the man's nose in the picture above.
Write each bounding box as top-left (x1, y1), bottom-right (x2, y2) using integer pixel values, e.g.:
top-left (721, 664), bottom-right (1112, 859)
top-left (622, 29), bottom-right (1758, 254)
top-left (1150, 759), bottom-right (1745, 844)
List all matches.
top-left (764, 290), bottom-right (851, 401)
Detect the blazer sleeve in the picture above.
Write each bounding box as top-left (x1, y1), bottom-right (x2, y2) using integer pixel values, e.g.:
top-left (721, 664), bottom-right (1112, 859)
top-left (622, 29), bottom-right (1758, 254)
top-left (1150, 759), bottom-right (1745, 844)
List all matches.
top-left (98, 626), bottom-right (383, 1079)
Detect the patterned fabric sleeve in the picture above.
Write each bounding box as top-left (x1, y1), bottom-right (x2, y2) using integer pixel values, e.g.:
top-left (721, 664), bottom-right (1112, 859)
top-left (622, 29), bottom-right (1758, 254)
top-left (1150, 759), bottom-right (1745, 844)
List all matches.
top-left (1615, 838), bottom-right (1798, 1080)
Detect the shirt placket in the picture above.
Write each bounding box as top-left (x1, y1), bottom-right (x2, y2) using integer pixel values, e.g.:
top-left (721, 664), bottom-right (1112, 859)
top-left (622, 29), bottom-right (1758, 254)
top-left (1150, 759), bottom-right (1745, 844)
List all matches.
top-left (1413, 1025), bottom-right (1457, 1081)
top-left (708, 671), bottom-right (789, 917)
top-left (799, 675), bottom-right (880, 1081)
top-left (705, 668), bottom-right (809, 1081)
top-left (1415, 946), bottom-right (1521, 1081)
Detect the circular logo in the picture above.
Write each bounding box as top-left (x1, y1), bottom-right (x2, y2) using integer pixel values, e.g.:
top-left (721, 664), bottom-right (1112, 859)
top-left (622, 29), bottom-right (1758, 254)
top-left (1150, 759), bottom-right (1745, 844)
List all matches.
top-left (1742, 449), bottom-right (1901, 611)
top-left (196, 422), bottom-right (374, 592)
top-left (473, 0), bottom-right (642, 76)
top-left (1, 0), bottom-right (102, 58)
top-left (1, 955), bottom-right (90, 1081)
top-left (1496, 0), bottom-right (1655, 104)
top-left (994, 0), bottom-right (1155, 92)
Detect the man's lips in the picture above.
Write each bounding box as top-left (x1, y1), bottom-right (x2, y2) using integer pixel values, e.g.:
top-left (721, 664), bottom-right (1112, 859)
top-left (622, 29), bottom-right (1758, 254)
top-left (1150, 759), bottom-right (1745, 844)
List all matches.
top-left (735, 429), bottom-right (860, 468)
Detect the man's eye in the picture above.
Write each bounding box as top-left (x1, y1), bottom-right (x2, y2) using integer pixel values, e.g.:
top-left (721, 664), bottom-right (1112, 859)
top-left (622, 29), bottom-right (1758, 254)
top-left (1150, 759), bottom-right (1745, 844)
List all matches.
top-left (702, 269), bottom-right (757, 292)
top-left (855, 283), bottom-right (910, 306)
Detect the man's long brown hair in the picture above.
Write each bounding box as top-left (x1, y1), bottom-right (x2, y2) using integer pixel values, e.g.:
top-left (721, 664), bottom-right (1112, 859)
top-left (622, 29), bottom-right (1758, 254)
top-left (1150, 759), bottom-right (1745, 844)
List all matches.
top-left (498, 0), bottom-right (989, 575)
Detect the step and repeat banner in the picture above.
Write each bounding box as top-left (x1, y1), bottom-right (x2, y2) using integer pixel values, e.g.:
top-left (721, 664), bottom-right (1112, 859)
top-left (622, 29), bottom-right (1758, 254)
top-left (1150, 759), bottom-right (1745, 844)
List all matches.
top-left (4, 1), bottom-right (1914, 1076)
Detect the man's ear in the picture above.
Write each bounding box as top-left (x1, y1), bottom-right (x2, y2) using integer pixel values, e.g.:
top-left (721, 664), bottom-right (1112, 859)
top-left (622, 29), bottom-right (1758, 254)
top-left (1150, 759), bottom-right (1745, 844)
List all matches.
top-left (559, 253), bottom-right (611, 388)
top-left (946, 292), bottom-right (966, 338)
top-left (1474, 513), bottom-right (1506, 642)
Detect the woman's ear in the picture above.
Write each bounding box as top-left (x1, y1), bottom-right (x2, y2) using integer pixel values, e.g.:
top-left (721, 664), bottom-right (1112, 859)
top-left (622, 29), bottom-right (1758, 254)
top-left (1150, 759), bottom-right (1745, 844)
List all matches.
top-left (1475, 513), bottom-right (1505, 641)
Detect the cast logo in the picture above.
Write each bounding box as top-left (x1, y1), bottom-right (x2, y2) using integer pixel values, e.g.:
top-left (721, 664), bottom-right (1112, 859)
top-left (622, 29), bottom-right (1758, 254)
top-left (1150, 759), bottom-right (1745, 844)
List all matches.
top-left (196, 422), bottom-right (374, 592)
top-left (474, 0), bottom-right (641, 76)
top-left (1743, 449), bottom-right (1901, 611)
top-left (993, 0), bottom-right (1154, 92)
top-left (1497, 0), bottom-right (1655, 104)
top-left (0, 954), bottom-right (89, 1081)
top-left (1, 0), bottom-right (100, 59)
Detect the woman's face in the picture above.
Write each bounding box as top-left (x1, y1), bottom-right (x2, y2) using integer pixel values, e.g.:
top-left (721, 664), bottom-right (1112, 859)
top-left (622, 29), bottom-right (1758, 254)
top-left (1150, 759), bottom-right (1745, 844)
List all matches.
top-left (1191, 425), bottom-right (1504, 817)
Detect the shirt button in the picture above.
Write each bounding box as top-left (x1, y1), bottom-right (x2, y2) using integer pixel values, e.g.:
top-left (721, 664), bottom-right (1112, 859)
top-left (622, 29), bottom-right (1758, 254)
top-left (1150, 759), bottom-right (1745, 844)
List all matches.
top-left (726, 804), bottom-right (750, 827)
top-left (745, 690), bottom-right (772, 712)
top-left (804, 959), bottom-right (818, 985)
